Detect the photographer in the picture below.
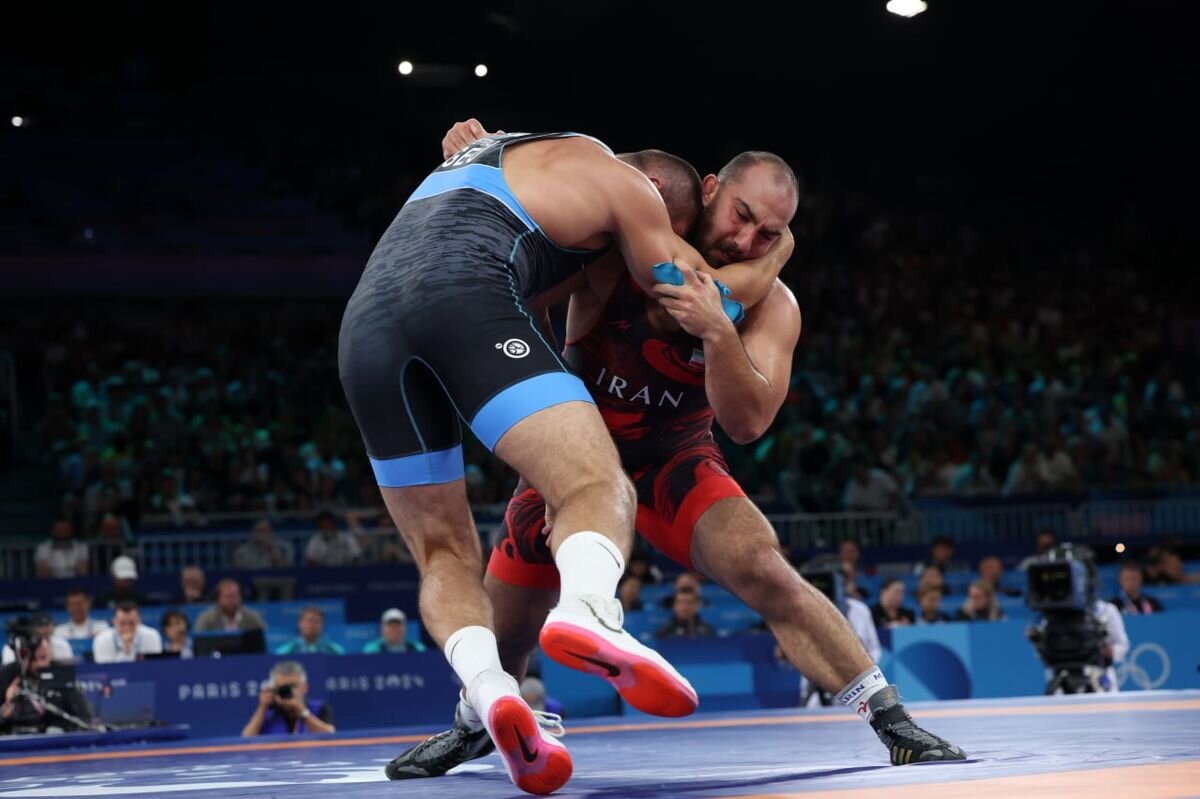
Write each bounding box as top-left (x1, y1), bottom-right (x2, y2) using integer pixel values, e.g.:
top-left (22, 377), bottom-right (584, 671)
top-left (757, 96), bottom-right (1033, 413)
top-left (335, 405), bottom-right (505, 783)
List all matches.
top-left (241, 661), bottom-right (335, 736)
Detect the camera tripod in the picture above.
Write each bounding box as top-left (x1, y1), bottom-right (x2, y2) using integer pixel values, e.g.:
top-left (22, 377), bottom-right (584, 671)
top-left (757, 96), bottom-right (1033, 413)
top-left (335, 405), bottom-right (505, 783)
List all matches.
top-left (12, 684), bottom-right (107, 732)
top-left (1044, 663), bottom-right (1105, 695)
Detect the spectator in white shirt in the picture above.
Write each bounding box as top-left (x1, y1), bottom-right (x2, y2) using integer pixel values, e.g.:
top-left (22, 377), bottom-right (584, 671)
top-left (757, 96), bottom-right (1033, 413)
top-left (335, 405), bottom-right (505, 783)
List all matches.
top-left (232, 520), bottom-right (294, 570)
top-left (92, 602), bottom-right (163, 663)
top-left (54, 590), bottom-right (110, 640)
top-left (1041, 434), bottom-right (1080, 489)
top-left (845, 596), bottom-right (882, 663)
top-left (35, 519), bottom-right (90, 579)
top-left (800, 596), bottom-right (881, 707)
top-left (842, 459), bottom-right (900, 512)
top-left (1093, 599), bottom-right (1130, 692)
top-left (2, 614), bottom-right (74, 664)
top-left (304, 511), bottom-right (362, 567)
top-left (1003, 443), bottom-right (1049, 496)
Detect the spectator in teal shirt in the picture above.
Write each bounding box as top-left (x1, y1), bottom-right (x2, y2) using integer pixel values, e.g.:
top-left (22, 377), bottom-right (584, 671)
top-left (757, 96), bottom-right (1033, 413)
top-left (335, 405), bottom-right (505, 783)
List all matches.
top-left (363, 608), bottom-right (426, 653)
top-left (275, 606), bottom-right (344, 655)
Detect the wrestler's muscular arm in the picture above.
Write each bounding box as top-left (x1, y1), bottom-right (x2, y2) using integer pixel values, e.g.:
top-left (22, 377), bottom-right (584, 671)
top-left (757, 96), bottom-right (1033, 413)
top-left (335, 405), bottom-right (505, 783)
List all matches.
top-left (701, 227), bottom-right (793, 307)
top-left (704, 284), bottom-right (801, 443)
top-left (654, 268), bottom-right (802, 444)
top-left (440, 119), bottom-right (789, 308)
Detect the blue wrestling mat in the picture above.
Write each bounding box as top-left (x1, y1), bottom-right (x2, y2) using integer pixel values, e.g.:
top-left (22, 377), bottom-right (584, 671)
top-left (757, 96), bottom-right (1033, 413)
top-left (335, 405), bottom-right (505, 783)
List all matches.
top-left (0, 691), bottom-right (1196, 798)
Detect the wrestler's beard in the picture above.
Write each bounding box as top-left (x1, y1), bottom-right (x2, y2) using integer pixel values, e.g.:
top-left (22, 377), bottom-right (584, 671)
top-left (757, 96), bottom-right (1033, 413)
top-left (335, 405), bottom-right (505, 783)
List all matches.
top-left (691, 207), bottom-right (739, 267)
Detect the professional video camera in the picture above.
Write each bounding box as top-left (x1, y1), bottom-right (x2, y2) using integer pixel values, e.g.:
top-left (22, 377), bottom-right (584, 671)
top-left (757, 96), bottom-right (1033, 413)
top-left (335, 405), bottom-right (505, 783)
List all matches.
top-left (800, 557), bottom-right (847, 613)
top-left (1026, 543), bottom-right (1110, 694)
top-left (2, 616), bottom-right (99, 734)
top-left (6, 616), bottom-right (43, 673)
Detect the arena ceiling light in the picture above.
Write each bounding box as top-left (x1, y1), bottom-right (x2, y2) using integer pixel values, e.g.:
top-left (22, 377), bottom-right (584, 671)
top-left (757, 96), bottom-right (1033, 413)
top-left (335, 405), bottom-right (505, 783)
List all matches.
top-left (397, 60), bottom-right (414, 76)
top-left (475, 64), bottom-right (488, 78)
top-left (11, 116), bottom-right (24, 128)
top-left (886, 0), bottom-right (927, 17)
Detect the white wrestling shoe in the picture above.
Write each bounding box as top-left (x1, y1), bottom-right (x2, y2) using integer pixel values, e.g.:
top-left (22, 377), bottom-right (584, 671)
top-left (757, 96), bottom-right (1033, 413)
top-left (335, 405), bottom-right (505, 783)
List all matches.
top-left (539, 594), bottom-right (699, 717)
top-left (472, 670), bottom-right (572, 795)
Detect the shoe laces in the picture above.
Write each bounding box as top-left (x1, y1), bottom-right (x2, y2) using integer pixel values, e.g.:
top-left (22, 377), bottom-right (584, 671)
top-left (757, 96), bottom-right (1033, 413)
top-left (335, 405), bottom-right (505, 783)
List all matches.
top-left (885, 717), bottom-right (951, 749)
top-left (406, 726), bottom-right (468, 761)
top-left (577, 594), bottom-right (625, 627)
top-left (533, 710), bottom-right (565, 738)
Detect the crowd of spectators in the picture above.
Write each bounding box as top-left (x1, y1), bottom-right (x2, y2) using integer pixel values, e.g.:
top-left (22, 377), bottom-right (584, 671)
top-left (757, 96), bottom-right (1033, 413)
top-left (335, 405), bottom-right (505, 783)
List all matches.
top-left (16, 553), bottom-right (429, 667)
top-left (743, 198), bottom-right (1200, 511)
top-left (609, 531), bottom-right (1199, 649)
top-left (4, 191), bottom-right (1196, 546)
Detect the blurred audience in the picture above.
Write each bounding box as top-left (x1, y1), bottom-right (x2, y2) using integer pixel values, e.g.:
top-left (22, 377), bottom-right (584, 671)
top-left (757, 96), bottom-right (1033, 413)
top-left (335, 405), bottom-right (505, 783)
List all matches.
top-left (655, 590), bottom-right (715, 639)
top-left (160, 609), bottom-right (194, 658)
top-left (956, 580), bottom-right (1005, 622)
top-left (304, 511), bottom-right (362, 567)
top-left (362, 608), bottom-right (425, 653)
top-left (520, 676), bottom-right (564, 717)
top-left (34, 519), bottom-right (90, 579)
top-left (618, 574), bottom-right (644, 613)
top-left (92, 601), bottom-right (164, 663)
top-left (175, 565), bottom-right (207, 605)
top-left (193, 579), bottom-right (267, 633)
top-left (55, 589), bottom-right (110, 640)
top-left (232, 520), bottom-right (295, 570)
top-left (871, 579), bottom-right (915, 628)
top-left (916, 586), bottom-right (950, 624)
top-left (1110, 560), bottom-right (1163, 615)
top-left (94, 556), bottom-right (149, 610)
top-left (275, 606), bottom-right (343, 655)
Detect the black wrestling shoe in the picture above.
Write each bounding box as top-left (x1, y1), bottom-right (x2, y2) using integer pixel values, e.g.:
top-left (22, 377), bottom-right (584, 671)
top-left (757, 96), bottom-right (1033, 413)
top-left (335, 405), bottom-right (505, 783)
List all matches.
top-left (867, 685), bottom-right (966, 765)
top-left (384, 705), bottom-right (565, 780)
top-left (385, 704), bottom-right (495, 780)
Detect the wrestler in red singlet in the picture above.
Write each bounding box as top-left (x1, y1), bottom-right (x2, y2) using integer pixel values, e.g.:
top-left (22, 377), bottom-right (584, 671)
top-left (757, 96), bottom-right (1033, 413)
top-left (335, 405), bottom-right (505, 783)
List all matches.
top-left (488, 270), bottom-right (746, 588)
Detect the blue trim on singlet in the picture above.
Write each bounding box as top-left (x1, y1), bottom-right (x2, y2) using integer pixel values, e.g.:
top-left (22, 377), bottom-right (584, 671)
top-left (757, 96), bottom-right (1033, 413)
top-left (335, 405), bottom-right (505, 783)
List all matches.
top-left (369, 445), bottom-right (465, 487)
top-left (407, 164), bottom-right (538, 232)
top-left (469, 372), bottom-right (594, 451)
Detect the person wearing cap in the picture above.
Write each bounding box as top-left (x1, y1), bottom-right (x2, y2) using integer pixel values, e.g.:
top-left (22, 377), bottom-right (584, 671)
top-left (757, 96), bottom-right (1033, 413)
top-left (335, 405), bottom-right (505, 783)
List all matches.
top-left (91, 601), bottom-right (164, 663)
top-left (363, 609), bottom-right (426, 654)
top-left (1, 613), bottom-right (74, 664)
top-left (95, 555), bottom-right (151, 610)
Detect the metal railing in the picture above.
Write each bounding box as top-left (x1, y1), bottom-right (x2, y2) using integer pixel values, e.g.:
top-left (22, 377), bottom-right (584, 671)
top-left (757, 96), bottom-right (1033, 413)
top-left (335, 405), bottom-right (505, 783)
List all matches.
top-left (4, 500), bottom-right (1198, 579)
top-left (0, 542), bottom-right (128, 581)
top-left (919, 504), bottom-right (1075, 544)
top-left (770, 511), bottom-right (923, 549)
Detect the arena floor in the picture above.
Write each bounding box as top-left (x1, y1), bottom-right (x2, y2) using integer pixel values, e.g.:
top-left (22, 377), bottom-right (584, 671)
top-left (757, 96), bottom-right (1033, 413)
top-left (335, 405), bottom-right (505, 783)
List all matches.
top-left (1, 690), bottom-right (1197, 798)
